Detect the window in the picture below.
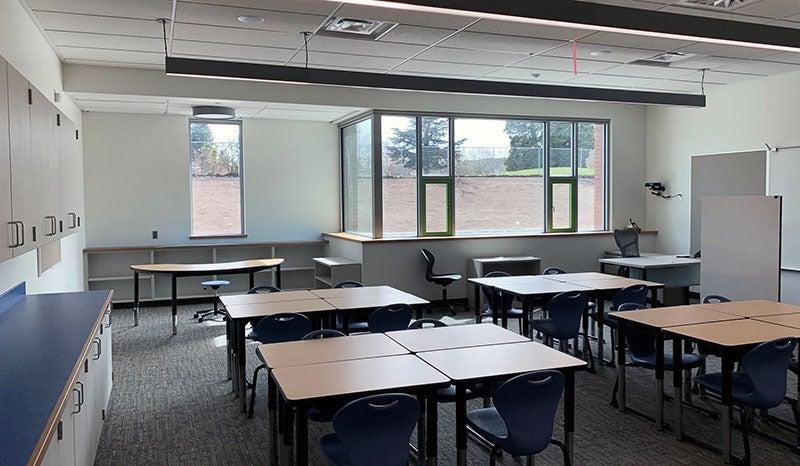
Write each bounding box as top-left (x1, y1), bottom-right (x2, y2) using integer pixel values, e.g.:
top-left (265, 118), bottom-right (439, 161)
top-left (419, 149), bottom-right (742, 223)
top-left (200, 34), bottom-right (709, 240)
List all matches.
top-left (342, 118), bottom-right (373, 236)
top-left (341, 112), bottom-right (608, 238)
top-left (189, 120), bottom-right (243, 237)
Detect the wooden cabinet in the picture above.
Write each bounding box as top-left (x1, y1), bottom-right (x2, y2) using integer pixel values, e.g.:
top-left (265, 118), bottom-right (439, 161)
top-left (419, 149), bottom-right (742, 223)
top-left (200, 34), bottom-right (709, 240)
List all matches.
top-left (0, 58), bottom-right (12, 263)
top-left (7, 65), bottom-right (36, 256)
top-left (59, 117), bottom-right (81, 237)
top-left (30, 87), bottom-right (60, 245)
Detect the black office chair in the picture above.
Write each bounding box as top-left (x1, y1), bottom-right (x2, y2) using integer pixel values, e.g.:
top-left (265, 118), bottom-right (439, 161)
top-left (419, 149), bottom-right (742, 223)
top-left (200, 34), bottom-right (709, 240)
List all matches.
top-left (542, 267), bottom-right (566, 275)
top-left (613, 228), bottom-right (640, 278)
top-left (421, 249), bottom-right (462, 315)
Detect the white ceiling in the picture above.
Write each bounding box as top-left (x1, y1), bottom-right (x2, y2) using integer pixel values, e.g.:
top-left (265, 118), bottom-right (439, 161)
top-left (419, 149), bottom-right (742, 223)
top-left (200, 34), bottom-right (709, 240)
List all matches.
top-left (18, 0), bottom-right (800, 115)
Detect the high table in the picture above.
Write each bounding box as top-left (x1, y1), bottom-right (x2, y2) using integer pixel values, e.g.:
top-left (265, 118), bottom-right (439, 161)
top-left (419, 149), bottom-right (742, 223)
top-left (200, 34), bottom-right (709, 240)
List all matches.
top-left (129, 258), bottom-right (283, 335)
top-left (599, 255), bottom-right (700, 304)
top-left (665, 319), bottom-right (800, 463)
top-left (256, 334), bottom-right (409, 465)
top-left (272, 354), bottom-right (449, 466)
top-left (418, 341), bottom-right (588, 466)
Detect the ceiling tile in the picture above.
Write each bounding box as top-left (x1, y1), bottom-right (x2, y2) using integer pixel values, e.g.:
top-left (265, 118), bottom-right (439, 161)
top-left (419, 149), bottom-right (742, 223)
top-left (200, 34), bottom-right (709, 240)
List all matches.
top-left (78, 99), bottom-right (167, 111)
top-left (669, 54), bottom-right (742, 70)
top-left (167, 97), bottom-right (265, 108)
top-left (714, 59), bottom-right (800, 75)
top-left (639, 79), bottom-right (706, 93)
top-left (698, 69), bottom-right (763, 84)
top-left (290, 51), bottom-right (403, 71)
top-left (605, 63), bottom-right (699, 79)
top-left (467, 20), bottom-right (592, 42)
top-left (499, 55), bottom-right (619, 74)
top-left (377, 25), bottom-right (457, 46)
top-left (565, 73), bottom-right (659, 88)
top-left (658, 4), bottom-right (767, 22)
top-left (178, 0), bottom-right (336, 16)
top-left (48, 31), bottom-right (165, 53)
top-left (393, 59), bottom-right (501, 77)
top-left (172, 23), bottom-right (302, 48)
top-left (482, 67), bottom-right (580, 83)
top-left (764, 50), bottom-right (800, 64)
top-left (254, 109), bottom-right (343, 121)
top-left (36, 11), bottom-right (164, 36)
top-left (734, 0), bottom-right (800, 19)
top-left (58, 46), bottom-right (165, 65)
top-left (440, 31), bottom-right (566, 55)
top-left (415, 47), bottom-right (526, 67)
top-left (27, 0), bottom-right (172, 20)
top-left (309, 36), bottom-right (425, 59)
top-left (84, 107), bottom-right (166, 115)
top-left (172, 40), bottom-right (292, 62)
top-left (336, 3), bottom-right (475, 30)
top-left (674, 41), bottom-right (781, 60)
top-left (174, 1), bottom-right (325, 33)
top-left (580, 31), bottom-right (694, 52)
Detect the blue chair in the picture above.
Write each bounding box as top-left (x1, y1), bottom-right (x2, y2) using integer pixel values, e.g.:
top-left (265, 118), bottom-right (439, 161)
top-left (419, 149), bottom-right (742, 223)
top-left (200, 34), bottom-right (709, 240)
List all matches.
top-left (479, 271), bottom-right (526, 335)
top-left (542, 267), bottom-right (566, 275)
top-left (407, 318), bottom-right (446, 329)
top-left (703, 294), bottom-right (731, 304)
top-left (320, 393), bottom-right (419, 466)
top-left (334, 281), bottom-right (370, 333)
top-left (590, 284), bottom-right (649, 355)
top-left (335, 280), bottom-right (365, 288)
top-left (194, 279), bottom-right (230, 322)
top-left (301, 329), bottom-right (349, 423)
top-left (530, 291), bottom-right (588, 354)
top-left (467, 370), bottom-right (569, 466)
top-left (247, 313), bottom-right (312, 418)
top-left (368, 303), bottom-right (413, 333)
top-left (611, 302), bottom-right (705, 406)
top-left (245, 285), bottom-right (282, 340)
top-left (694, 338), bottom-right (799, 462)
top-left (303, 329), bottom-right (346, 340)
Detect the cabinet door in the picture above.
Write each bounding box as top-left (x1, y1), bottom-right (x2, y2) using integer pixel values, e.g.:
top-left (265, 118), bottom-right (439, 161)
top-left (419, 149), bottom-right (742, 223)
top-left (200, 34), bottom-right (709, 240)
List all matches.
top-left (59, 414), bottom-right (76, 466)
top-left (0, 58), bottom-right (12, 263)
top-left (39, 424), bottom-right (60, 466)
top-left (30, 87), bottom-right (59, 244)
top-left (59, 118), bottom-right (80, 236)
top-left (72, 363), bottom-right (90, 466)
top-left (7, 66), bottom-right (36, 256)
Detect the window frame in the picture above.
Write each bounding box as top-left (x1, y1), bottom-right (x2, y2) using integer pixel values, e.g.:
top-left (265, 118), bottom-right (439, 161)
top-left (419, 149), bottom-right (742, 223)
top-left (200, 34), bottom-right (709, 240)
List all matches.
top-left (339, 110), bottom-right (610, 238)
top-left (188, 118), bottom-right (246, 239)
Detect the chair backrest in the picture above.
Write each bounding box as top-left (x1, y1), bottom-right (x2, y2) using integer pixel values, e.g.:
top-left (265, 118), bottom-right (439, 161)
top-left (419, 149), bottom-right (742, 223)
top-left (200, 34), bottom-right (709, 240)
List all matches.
top-left (545, 291), bottom-right (588, 339)
top-left (703, 294), bottom-right (731, 304)
top-left (302, 329), bottom-right (346, 340)
top-left (493, 370), bottom-right (564, 456)
top-left (616, 303), bottom-right (655, 358)
top-left (407, 318), bottom-right (447, 329)
top-left (334, 280), bottom-right (365, 289)
top-left (613, 228), bottom-right (640, 258)
top-left (247, 285), bottom-right (281, 294)
top-left (481, 271), bottom-right (514, 313)
top-left (542, 267), bottom-right (566, 275)
top-left (612, 284), bottom-right (648, 311)
top-left (741, 338), bottom-right (798, 408)
top-left (253, 313), bottom-right (312, 344)
top-left (420, 249), bottom-right (436, 281)
top-left (333, 393), bottom-right (419, 466)
top-left (368, 304), bottom-right (413, 333)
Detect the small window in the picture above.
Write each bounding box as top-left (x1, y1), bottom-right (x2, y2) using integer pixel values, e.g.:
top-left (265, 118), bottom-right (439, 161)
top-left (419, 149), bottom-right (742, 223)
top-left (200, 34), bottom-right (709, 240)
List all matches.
top-left (189, 120), bottom-right (244, 237)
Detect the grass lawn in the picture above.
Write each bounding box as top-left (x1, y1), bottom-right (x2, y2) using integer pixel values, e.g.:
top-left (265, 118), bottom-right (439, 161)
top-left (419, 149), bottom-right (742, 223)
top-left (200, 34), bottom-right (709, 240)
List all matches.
top-left (504, 167), bottom-right (595, 177)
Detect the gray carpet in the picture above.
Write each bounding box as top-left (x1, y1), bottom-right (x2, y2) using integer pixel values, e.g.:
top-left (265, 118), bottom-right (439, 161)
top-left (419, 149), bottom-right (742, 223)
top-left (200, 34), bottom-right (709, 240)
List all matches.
top-left (95, 304), bottom-right (800, 465)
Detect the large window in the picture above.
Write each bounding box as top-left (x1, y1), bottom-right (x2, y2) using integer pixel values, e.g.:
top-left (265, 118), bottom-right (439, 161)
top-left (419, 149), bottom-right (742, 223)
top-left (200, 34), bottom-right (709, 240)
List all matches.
top-left (342, 112), bottom-right (608, 238)
top-left (190, 120), bottom-right (243, 237)
top-left (342, 118), bottom-right (373, 236)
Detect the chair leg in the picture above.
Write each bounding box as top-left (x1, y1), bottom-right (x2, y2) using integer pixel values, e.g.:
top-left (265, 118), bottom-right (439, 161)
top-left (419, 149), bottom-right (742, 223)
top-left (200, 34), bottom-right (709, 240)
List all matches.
top-left (610, 374), bottom-right (619, 408)
top-left (489, 446), bottom-right (498, 466)
top-left (550, 439), bottom-right (571, 466)
top-left (442, 286), bottom-right (456, 315)
top-left (248, 364), bottom-right (266, 418)
top-left (788, 398), bottom-right (800, 449)
top-left (527, 455), bottom-right (534, 466)
top-left (740, 408), bottom-right (751, 465)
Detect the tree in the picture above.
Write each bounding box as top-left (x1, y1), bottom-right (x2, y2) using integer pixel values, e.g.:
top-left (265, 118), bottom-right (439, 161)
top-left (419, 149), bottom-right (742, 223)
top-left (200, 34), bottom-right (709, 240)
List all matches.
top-left (384, 118), bottom-right (465, 174)
top-left (503, 121), bottom-right (544, 172)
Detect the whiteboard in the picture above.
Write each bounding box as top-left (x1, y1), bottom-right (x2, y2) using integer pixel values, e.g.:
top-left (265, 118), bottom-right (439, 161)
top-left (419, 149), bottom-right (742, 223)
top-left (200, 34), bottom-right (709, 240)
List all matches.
top-left (690, 151), bottom-right (767, 252)
top-left (701, 195), bottom-right (781, 301)
top-left (768, 148), bottom-right (800, 268)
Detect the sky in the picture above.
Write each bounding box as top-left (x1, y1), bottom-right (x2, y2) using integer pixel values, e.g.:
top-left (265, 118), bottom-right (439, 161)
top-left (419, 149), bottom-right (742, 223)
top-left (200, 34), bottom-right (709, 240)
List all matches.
top-left (382, 115), bottom-right (510, 148)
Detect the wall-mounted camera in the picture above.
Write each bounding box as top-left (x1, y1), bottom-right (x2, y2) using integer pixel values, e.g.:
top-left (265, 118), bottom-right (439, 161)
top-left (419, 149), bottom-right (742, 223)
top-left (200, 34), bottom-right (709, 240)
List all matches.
top-left (645, 181), bottom-right (683, 200)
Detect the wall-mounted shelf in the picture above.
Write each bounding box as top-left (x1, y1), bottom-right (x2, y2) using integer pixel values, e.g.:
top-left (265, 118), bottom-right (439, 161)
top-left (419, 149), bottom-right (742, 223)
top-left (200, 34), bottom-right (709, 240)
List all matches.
top-left (84, 240), bottom-right (327, 303)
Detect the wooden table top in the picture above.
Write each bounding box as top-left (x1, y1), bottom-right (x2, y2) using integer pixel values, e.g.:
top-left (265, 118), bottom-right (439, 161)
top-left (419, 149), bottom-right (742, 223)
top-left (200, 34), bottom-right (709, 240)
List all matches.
top-left (664, 319), bottom-right (800, 347)
top-left (273, 354), bottom-right (449, 402)
top-left (599, 255), bottom-right (701, 268)
top-left (698, 300), bottom-right (800, 318)
top-left (610, 305), bottom-right (743, 329)
top-left (257, 333), bottom-right (409, 369)
top-left (418, 341), bottom-right (587, 382)
top-left (220, 290), bottom-right (317, 307)
top-left (753, 313), bottom-right (800, 330)
top-left (225, 298), bottom-right (335, 320)
top-left (324, 292), bottom-right (429, 310)
top-left (559, 275), bottom-right (664, 290)
top-left (467, 275), bottom-right (540, 287)
top-left (310, 286), bottom-right (398, 299)
top-left (544, 272), bottom-right (619, 282)
top-left (386, 323), bottom-right (530, 353)
top-left (130, 258), bottom-right (283, 274)
top-left (494, 279), bottom-right (593, 297)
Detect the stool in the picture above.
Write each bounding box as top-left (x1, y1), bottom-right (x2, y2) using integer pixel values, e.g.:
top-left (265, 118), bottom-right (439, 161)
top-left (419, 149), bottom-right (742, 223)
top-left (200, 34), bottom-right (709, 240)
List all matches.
top-left (194, 280), bottom-right (230, 322)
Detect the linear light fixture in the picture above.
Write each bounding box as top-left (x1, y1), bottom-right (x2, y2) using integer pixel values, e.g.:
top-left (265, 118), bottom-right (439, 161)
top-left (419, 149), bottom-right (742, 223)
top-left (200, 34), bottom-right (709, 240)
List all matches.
top-left (166, 57), bottom-right (706, 107)
top-left (321, 0), bottom-right (800, 53)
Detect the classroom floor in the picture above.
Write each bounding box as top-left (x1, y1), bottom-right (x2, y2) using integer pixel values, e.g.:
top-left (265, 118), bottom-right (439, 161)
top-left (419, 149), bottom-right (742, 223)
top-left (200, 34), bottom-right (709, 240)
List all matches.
top-left (95, 304), bottom-right (800, 465)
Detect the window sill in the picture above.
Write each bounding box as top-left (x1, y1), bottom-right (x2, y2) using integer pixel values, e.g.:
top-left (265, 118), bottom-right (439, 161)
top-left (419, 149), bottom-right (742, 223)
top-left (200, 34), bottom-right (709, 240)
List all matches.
top-left (324, 230), bottom-right (657, 243)
top-left (189, 234), bottom-right (248, 240)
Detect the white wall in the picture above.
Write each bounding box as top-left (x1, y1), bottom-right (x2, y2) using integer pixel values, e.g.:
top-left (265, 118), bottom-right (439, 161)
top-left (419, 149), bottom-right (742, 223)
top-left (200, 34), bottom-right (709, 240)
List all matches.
top-left (82, 113), bottom-right (340, 246)
top-left (0, 0), bottom-right (85, 294)
top-left (646, 70), bottom-right (800, 254)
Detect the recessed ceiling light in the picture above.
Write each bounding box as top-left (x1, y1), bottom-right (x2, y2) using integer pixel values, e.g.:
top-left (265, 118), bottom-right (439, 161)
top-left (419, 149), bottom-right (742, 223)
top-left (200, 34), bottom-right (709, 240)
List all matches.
top-left (237, 15), bottom-right (264, 24)
top-left (589, 50), bottom-right (613, 57)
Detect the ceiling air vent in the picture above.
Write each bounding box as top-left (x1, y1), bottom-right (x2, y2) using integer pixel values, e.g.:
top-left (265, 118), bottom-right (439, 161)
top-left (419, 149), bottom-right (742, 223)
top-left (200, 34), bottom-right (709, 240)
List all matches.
top-left (629, 51), bottom-right (697, 67)
top-left (318, 17), bottom-right (398, 40)
top-left (680, 0), bottom-right (764, 10)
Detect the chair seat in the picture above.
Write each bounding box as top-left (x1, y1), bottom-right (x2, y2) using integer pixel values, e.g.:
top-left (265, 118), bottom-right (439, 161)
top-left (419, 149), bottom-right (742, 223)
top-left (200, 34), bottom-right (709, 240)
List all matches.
top-left (201, 279), bottom-right (230, 288)
top-left (347, 321), bottom-right (369, 332)
top-left (628, 351), bottom-right (705, 370)
top-left (588, 310), bottom-right (618, 328)
top-left (429, 273), bottom-right (462, 286)
top-left (530, 318), bottom-right (577, 340)
top-left (320, 433), bottom-right (351, 466)
top-left (694, 372), bottom-right (774, 409)
top-left (467, 407), bottom-right (540, 456)
top-left (308, 401), bottom-right (343, 423)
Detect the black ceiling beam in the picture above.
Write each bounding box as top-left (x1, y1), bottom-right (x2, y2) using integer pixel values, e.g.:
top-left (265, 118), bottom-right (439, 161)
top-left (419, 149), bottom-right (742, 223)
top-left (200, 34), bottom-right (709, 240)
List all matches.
top-left (371, 0), bottom-right (800, 51)
top-left (166, 57), bottom-right (706, 107)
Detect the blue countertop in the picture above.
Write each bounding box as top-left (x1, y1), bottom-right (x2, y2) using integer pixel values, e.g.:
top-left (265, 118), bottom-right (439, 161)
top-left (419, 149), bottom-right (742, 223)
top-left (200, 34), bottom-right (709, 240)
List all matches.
top-left (0, 289), bottom-right (112, 466)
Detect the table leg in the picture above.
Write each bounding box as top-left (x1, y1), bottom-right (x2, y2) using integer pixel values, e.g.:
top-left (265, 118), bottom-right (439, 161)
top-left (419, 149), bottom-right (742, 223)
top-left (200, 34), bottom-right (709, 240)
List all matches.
top-left (268, 370), bottom-right (278, 466)
top-left (499, 290), bottom-right (508, 329)
top-left (237, 320), bottom-right (247, 412)
top-left (616, 321), bottom-right (626, 411)
top-left (522, 297), bottom-right (530, 338)
top-left (474, 283), bottom-right (481, 324)
top-left (171, 275), bottom-right (177, 335)
top-left (275, 264), bottom-right (282, 289)
top-left (564, 370), bottom-right (575, 465)
top-left (416, 304), bottom-right (423, 321)
top-left (226, 314), bottom-right (232, 381)
top-left (582, 304), bottom-right (594, 371)
top-left (596, 296), bottom-right (605, 364)
top-left (721, 353), bottom-right (734, 464)
top-left (426, 392), bottom-right (438, 466)
top-left (232, 319), bottom-right (240, 397)
top-left (655, 332), bottom-right (665, 429)
top-left (133, 271), bottom-right (140, 326)
top-left (295, 404), bottom-right (308, 466)
top-left (491, 287), bottom-right (499, 326)
top-left (600, 262), bottom-right (606, 274)
top-left (342, 312), bottom-right (350, 336)
top-left (249, 271), bottom-right (255, 290)
top-left (456, 385), bottom-right (467, 466)
top-left (279, 394), bottom-right (293, 465)
top-left (417, 394), bottom-right (427, 464)
top-left (672, 336), bottom-right (684, 441)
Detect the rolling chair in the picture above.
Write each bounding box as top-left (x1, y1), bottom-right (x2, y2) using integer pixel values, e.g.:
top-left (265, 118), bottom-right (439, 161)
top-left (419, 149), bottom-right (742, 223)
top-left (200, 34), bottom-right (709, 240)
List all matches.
top-left (333, 280), bottom-right (370, 333)
top-left (247, 313), bottom-right (312, 418)
top-left (478, 271), bottom-right (526, 335)
top-left (320, 394), bottom-right (420, 466)
top-left (368, 303), bottom-right (413, 333)
top-left (421, 249), bottom-right (463, 315)
top-left (613, 228), bottom-right (640, 277)
top-left (194, 279), bottom-right (230, 322)
top-left (467, 370), bottom-right (570, 466)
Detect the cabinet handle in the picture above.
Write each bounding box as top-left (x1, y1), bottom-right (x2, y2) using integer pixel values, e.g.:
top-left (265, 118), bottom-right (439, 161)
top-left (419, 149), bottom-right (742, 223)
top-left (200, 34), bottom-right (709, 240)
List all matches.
top-left (72, 381), bottom-right (84, 414)
top-left (105, 308), bottom-right (112, 328)
top-left (92, 337), bottom-right (102, 360)
top-left (44, 216), bottom-right (57, 236)
top-left (69, 212), bottom-right (77, 229)
top-left (7, 222), bottom-right (20, 248)
top-left (17, 222), bottom-right (24, 247)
